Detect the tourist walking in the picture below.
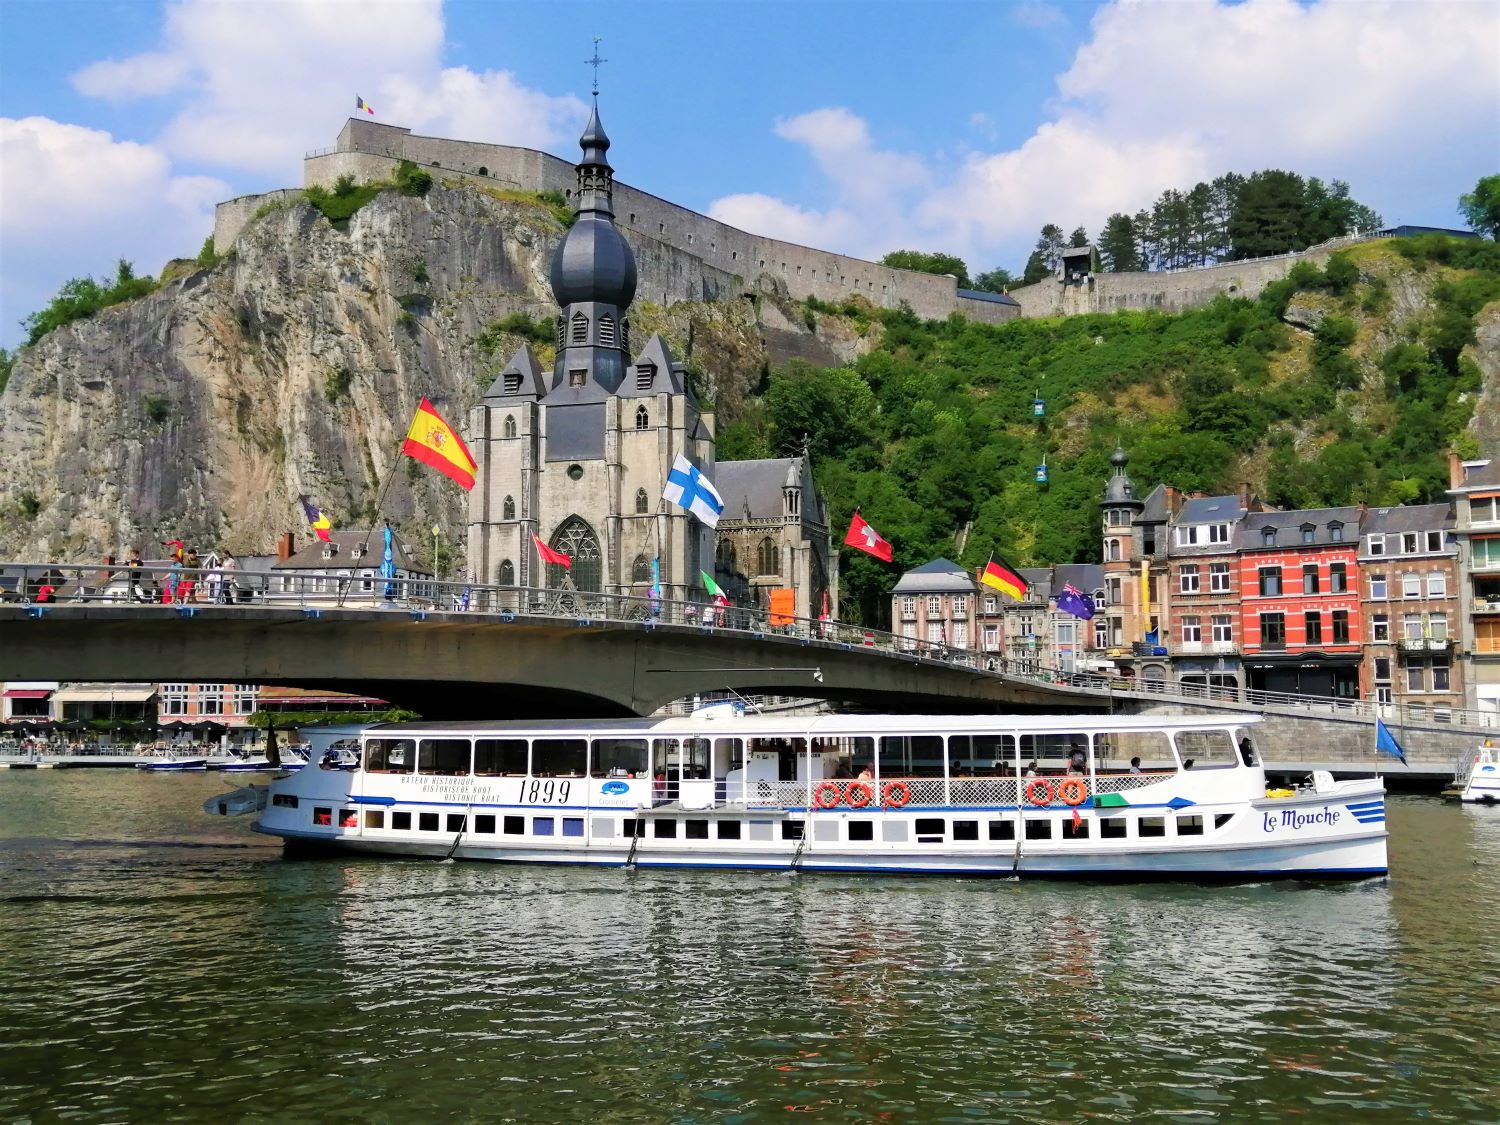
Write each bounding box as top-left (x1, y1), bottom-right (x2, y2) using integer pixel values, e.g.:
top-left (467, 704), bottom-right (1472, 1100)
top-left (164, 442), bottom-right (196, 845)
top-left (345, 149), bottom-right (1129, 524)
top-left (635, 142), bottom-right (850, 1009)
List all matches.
top-left (180, 548), bottom-right (201, 603)
top-left (220, 550), bottom-right (240, 603)
top-left (204, 550), bottom-right (224, 605)
top-left (126, 548), bottom-right (150, 603)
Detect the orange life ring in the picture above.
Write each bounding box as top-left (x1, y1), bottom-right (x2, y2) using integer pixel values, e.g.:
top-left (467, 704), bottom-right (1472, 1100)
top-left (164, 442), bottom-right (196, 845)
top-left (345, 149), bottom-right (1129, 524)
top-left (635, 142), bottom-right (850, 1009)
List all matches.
top-left (846, 781), bottom-right (874, 808)
top-left (813, 781), bottom-right (842, 810)
top-left (1025, 778), bottom-right (1055, 806)
top-left (882, 780), bottom-right (911, 808)
top-left (1057, 777), bottom-right (1089, 806)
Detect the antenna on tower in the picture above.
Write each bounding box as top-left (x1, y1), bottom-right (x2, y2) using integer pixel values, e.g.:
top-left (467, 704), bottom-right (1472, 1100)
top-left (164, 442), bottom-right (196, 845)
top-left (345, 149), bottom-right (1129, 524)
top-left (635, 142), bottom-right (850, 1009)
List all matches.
top-left (586, 36), bottom-right (607, 98)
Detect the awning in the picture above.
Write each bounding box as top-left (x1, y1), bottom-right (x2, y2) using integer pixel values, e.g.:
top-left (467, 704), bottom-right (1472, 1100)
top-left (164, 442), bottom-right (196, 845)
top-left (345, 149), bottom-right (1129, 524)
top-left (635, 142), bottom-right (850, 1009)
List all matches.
top-left (3, 690), bottom-right (51, 700)
top-left (50, 686), bottom-right (157, 704)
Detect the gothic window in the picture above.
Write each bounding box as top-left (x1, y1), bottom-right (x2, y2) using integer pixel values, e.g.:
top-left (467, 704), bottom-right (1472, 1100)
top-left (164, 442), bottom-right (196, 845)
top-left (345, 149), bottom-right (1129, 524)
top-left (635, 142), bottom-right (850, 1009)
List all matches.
top-left (502, 495), bottom-right (515, 520)
top-left (757, 537), bottom-right (778, 577)
top-left (551, 516), bottom-right (602, 592)
top-left (598, 314), bottom-right (616, 348)
top-left (498, 559), bottom-right (514, 585)
top-left (570, 312), bottom-right (588, 345)
top-left (635, 487), bottom-right (649, 514)
top-left (1108, 539), bottom-right (1121, 561)
top-left (717, 540), bottom-right (737, 569)
top-left (632, 554), bottom-right (651, 583)
top-left (503, 415), bottom-right (517, 438)
top-left (635, 363), bottom-right (655, 391)
top-left (635, 405), bottom-right (649, 430)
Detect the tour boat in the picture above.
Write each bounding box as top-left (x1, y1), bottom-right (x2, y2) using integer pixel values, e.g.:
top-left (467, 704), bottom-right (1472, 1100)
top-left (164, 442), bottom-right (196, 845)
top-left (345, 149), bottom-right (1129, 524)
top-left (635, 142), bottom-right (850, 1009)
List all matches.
top-left (1451, 741), bottom-right (1500, 804)
top-left (244, 711), bottom-right (1388, 879)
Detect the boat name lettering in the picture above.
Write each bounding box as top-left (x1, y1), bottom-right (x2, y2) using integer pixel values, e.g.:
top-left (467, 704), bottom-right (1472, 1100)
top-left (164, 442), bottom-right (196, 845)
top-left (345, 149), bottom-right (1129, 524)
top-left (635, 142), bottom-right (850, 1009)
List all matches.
top-left (1262, 806), bottom-right (1340, 832)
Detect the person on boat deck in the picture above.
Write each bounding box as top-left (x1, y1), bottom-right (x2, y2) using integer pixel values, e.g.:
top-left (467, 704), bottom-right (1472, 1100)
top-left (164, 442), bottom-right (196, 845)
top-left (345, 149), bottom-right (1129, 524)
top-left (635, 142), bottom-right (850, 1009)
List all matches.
top-left (1066, 745), bottom-right (1087, 775)
top-left (857, 765), bottom-right (874, 781)
top-left (833, 758), bottom-right (853, 779)
top-left (1239, 736), bottom-right (1257, 767)
top-left (1023, 760), bottom-right (1039, 777)
top-left (653, 770), bottom-right (667, 801)
top-left (1129, 756), bottom-right (1142, 774)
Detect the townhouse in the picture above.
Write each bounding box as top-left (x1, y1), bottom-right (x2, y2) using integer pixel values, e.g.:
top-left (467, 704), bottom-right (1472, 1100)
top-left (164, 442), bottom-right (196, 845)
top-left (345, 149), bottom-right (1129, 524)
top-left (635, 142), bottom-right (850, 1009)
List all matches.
top-left (1449, 455), bottom-right (1500, 716)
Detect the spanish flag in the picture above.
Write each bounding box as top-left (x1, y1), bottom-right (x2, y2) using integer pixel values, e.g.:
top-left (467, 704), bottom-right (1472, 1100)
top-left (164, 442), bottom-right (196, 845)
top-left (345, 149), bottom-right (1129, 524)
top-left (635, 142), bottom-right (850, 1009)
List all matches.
top-left (402, 396), bottom-right (477, 490)
top-left (980, 556), bottom-right (1028, 602)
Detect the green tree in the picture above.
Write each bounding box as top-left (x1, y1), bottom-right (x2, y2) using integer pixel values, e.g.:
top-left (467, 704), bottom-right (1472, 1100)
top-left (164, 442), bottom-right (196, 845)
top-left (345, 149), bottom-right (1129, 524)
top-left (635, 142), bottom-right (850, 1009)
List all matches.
top-left (766, 361), bottom-right (878, 464)
top-left (880, 250), bottom-right (970, 287)
top-left (1021, 224), bottom-right (1066, 284)
top-left (21, 259), bottom-right (158, 345)
top-left (1097, 213), bottom-right (1141, 272)
top-left (970, 267), bottom-right (1017, 293)
top-left (1459, 174), bottom-right (1500, 239)
top-left (1229, 170), bottom-right (1312, 258)
top-left (1068, 226), bottom-right (1089, 248)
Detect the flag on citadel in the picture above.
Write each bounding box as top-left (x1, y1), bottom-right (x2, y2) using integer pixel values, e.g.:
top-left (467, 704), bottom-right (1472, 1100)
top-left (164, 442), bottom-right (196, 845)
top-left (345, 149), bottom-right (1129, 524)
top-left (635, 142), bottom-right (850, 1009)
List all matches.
top-left (980, 556), bottom-right (1028, 602)
top-left (533, 534), bottom-right (571, 569)
top-left (356, 96), bottom-right (375, 116)
top-left (662, 455), bottom-right (725, 528)
top-left (843, 511), bottom-right (893, 562)
top-left (299, 495), bottom-right (332, 542)
top-left (401, 397), bottom-right (477, 490)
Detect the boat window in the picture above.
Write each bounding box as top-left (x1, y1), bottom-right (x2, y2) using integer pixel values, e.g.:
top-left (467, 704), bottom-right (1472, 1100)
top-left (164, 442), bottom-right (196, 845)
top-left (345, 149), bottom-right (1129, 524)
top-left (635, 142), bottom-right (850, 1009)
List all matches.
top-left (313, 807), bottom-right (333, 826)
top-left (563, 817), bottom-right (584, 837)
top-left (881, 820), bottom-right (909, 842)
top-left (948, 734), bottom-right (1012, 775)
top-left (914, 817), bottom-right (945, 842)
top-left (685, 819), bottom-right (709, 839)
top-left (812, 735), bottom-right (873, 778)
top-left (273, 794), bottom-right (298, 808)
top-left (1094, 731), bottom-right (1173, 775)
top-left (1138, 816), bottom-right (1166, 838)
top-left (419, 739), bottom-right (471, 776)
top-left (533, 817), bottom-right (554, 836)
top-left (781, 820), bottom-right (805, 840)
top-left (1100, 817), bottom-right (1128, 839)
top-left (533, 739), bottom-right (585, 777)
top-left (654, 820), bottom-right (676, 838)
top-left (879, 735), bottom-right (945, 778)
top-left (1177, 815), bottom-right (1205, 836)
top-left (1024, 819), bottom-right (1052, 840)
top-left (363, 810), bottom-right (384, 829)
top-left (987, 819), bottom-right (1016, 841)
top-left (591, 737), bottom-right (648, 777)
top-left (419, 812), bottom-right (439, 832)
top-left (475, 815), bottom-right (496, 833)
top-left (1017, 733), bottom-right (1091, 777)
top-left (1063, 817), bottom-right (1089, 839)
top-left (446, 814), bottom-right (466, 832)
top-left (339, 809), bottom-right (357, 828)
top-left (1173, 729), bottom-right (1236, 769)
top-left (503, 815), bottom-right (524, 835)
top-left (1214, 814), bottom-right (1234, 830)
top-left (717, 820), bottom-right (741, 840)
top-left (475, 738), bottom-right (527, 776)
top-left (392, 811), bottom-right (411, 830)
top-left (621, 817), bottom-right (641, 838)
top-left (953, 820), bottom-right (979, 841)
top-left (365, 737), bottom-right (415, 773)
top-left (848, 820), bottom-right (874, 842)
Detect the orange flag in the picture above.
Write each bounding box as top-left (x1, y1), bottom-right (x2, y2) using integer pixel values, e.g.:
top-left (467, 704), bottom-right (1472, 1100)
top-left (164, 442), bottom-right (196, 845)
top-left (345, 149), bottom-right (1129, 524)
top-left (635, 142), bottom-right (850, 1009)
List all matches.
top-left (401, 396), bottom-right (477, 490)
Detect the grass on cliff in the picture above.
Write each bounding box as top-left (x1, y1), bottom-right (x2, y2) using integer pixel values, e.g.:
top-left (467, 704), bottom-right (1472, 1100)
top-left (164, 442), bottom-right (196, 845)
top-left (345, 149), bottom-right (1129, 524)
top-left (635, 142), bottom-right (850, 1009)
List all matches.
top-left (477, 186), bottom-right (574, 228)
top-left (719, 235), bottom-right (1500, 624)
top-left (304, 161), bottom-right (433, 227)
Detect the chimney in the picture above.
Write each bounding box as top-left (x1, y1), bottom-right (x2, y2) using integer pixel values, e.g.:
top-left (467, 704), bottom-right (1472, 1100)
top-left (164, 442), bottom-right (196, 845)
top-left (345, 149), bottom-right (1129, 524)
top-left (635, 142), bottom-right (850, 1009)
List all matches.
top-left (277, 532), bottom-right (295, 561)
top-left (1449, 452), bottom-right (1464, 488)
top-left (1239, 481), bottom-right (1252, 510)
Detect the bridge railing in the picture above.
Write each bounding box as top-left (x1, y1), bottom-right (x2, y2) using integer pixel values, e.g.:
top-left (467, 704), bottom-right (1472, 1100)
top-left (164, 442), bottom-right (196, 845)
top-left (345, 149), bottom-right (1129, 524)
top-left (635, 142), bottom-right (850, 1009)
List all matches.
top-left (6, 560), bottom-right (1500, 730)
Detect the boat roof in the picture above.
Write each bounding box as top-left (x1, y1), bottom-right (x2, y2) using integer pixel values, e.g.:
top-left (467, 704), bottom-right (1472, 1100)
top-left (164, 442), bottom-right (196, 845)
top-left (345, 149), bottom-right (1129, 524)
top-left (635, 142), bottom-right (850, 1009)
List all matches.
top-left (367, 713), bottom-right (1260, 737)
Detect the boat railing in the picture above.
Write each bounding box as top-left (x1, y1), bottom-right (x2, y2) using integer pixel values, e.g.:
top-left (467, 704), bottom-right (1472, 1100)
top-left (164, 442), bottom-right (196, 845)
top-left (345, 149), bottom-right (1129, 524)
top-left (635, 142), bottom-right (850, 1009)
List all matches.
top-left (716, 771), bottom-right (1172, 811)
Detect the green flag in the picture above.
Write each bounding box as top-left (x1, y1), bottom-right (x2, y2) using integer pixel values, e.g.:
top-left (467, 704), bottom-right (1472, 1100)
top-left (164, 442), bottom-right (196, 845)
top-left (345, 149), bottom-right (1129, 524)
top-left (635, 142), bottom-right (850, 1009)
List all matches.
top-left (701, 570), bottom-right (724, 597)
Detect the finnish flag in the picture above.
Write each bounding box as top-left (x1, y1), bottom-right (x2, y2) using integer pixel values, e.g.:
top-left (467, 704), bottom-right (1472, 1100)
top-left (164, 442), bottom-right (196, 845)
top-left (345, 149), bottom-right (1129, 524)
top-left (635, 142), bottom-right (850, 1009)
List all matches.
top-left (662, 454), bottom-right (725, 529)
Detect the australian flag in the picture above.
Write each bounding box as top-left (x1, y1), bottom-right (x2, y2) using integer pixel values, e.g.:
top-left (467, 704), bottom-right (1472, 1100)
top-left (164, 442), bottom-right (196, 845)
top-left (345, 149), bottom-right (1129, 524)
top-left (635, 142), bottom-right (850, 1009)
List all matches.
top-left (1056, 583), bottom-right (1095, 621)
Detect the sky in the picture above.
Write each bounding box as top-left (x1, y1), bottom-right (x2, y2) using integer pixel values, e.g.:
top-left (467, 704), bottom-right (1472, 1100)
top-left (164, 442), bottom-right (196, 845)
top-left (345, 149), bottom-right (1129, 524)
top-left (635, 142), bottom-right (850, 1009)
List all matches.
top-left (1, 0), bottom-right (1497, 350)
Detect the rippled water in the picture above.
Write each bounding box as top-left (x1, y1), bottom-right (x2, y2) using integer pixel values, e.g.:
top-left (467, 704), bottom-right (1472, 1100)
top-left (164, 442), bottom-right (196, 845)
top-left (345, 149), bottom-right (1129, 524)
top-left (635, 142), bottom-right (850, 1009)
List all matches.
top-left (2, 773), bottom-right (1498, 1123)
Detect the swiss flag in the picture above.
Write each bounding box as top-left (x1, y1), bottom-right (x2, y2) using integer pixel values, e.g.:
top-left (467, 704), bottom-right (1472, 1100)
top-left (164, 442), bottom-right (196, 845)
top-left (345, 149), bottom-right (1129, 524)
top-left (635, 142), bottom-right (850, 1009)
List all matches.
top-left (844, 511), bottom-right (893, 562)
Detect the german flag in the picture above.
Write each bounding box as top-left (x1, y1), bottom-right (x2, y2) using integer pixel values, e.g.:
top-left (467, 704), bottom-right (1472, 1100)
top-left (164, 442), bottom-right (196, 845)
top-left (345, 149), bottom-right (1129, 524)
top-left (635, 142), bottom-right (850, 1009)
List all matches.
top-left (980, 556), bottom-right (1028, 602)
top-left (401, 396), bottom-right (477, 490)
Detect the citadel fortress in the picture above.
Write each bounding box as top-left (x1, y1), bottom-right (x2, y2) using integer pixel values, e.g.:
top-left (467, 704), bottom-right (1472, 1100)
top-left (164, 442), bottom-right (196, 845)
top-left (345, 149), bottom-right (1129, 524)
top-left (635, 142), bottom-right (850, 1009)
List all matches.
top-left (213, 116), bottom-right (1375, 326)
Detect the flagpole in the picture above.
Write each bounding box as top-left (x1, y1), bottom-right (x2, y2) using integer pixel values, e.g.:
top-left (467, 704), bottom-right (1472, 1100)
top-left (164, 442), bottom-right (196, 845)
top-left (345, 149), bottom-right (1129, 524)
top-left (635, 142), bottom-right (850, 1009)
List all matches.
top-left (338, 444), bottom-right (406, 608)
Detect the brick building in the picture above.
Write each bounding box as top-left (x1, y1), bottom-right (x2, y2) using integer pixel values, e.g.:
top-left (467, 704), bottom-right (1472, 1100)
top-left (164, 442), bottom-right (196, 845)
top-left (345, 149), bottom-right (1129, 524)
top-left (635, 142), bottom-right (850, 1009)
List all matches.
top-left (891, 560), bottom-right (976, 651)
top-left (1449, 455), bottom-right (1500, 715)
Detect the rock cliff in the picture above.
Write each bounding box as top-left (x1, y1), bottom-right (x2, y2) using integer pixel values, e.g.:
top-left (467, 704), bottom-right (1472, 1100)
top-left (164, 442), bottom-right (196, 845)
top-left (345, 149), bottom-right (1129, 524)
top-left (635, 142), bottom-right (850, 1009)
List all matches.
top-left (0, 184), bottom-right (848, 561)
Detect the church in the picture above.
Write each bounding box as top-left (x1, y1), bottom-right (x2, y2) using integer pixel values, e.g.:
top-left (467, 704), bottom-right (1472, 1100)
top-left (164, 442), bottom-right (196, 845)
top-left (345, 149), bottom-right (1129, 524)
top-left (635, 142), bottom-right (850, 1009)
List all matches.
top-left (466, 103), bottom-right (836, 617)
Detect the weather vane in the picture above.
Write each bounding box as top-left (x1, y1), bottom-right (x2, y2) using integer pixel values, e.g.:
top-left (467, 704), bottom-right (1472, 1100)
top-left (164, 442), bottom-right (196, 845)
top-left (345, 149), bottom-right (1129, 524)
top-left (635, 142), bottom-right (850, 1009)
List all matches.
top-left (586, 36), bottom-right (606, 98)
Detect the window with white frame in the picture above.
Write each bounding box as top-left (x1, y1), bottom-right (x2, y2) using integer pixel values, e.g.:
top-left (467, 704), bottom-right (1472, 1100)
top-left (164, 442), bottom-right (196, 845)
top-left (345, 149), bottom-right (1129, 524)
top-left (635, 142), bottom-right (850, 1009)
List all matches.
top-left (1367, 534), bottom-right (1385, 556)
top-left (1429, 615), bottom-right (1448, 642)
top-left (1402, 532), bottom-right (1419, 554)
top-left (1056, 622), bottom-right (1075, 644)
top-left (1402, 614), bottom-right (1424, 640)
top-left (1179, 565), bottom-right (1200, 593)
top-left (1181, 616), bottom-right (1202, 643)
top-left (1402, 574), bottom-right (1421, 598)
top-left (1474, 538), bottom-right (1500, 569)
top-left (952, 622), bottom-right (968, 648)
top-left (199, 684), bottom-right (223, 715)
top-left (902, 623), bottom-right (916, 640)
top-left (1374, 656), bottom-right (1391, 681)
top-left (234, 685), bottom-right (257, 715)
top-left (1370, 573), bottom-right (1387, 599)
top-left (926, 595), bottom-right (942, 616)
top-left (1209, 563), bottom-right (1230, 593)
top-left (984, 595), bottom-right (998, 613)
top-left (983, 624), bottom-right (999, 651)
top-left (1211, 615), bottom-right (1232, 643)
top-left (1427, 573), bottom-right (1446, 597)
top-left (1174, 525), bottom-right (1197, 546)
top-left (1373, 614), bottom-right (1389, 642)
top-left (1094, 620), bottom-right (1108, 648)
top-left (1472, 496), bottom-right (1499, 524)
top-left (161, 683), bottom-right (188, 716)
top-left (901, 596), bottom-right (916, 617)
top-left (926, 622), bottom-right (945, 644)
top-left (1208, 523), bottom-right (1230, 544)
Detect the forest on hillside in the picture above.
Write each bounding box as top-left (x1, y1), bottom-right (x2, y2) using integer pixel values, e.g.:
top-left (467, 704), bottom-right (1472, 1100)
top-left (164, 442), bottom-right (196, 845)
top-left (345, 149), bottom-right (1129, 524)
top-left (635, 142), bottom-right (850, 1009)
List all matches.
top-left (726, 235), bottom-right (1500, 625)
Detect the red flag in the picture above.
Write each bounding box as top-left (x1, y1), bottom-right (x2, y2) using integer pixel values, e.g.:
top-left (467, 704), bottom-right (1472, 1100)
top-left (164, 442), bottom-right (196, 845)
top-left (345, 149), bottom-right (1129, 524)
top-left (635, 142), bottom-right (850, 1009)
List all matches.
top-left (163, 539), bottom-right (184, 562)
top-left (1072, 807), bottom-right (1083, 830)
top-left (844, 511), bottom-right (893, 562)
top-left (532, 533), bottom-right (571, 569)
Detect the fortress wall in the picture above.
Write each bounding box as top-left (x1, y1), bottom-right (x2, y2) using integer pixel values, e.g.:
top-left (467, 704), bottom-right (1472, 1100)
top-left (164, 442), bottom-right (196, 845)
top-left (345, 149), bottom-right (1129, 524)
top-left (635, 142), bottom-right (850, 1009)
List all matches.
top-left (212, 188), bottom-right (305, 252)
top-left (955, 294), bottom-right (1022, 325)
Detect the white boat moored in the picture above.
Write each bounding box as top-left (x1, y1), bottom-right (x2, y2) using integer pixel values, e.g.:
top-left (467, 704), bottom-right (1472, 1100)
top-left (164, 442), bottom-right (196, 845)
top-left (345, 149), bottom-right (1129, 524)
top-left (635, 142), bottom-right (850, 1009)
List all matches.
top-left (1452, 741), bottom-right (1500, 804)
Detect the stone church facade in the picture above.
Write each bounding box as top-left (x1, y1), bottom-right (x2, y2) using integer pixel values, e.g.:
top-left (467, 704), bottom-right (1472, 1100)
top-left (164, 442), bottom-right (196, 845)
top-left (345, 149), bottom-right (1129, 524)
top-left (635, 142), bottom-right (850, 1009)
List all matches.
top-left (466, 105), bottom-right (833, 615)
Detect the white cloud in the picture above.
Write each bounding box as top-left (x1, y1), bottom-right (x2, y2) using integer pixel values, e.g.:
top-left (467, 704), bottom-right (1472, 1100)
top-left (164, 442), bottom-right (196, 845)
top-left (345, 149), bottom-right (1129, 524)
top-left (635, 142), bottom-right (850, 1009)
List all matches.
top-left (709, 0), bottom-right (1500, 275)
top-left (69, 0), bottom-right (583, 179)
top-left (1011, 2), bottom-right (1066, 31)
top-left (708, 193), bottom-right (863, 252)
top-left (0, 117), bottom-right (226, 339)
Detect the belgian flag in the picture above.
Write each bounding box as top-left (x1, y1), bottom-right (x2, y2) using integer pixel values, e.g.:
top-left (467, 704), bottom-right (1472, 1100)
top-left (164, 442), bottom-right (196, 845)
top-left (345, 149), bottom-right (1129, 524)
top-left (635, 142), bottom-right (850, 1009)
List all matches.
top-left (980, 555), bottom-right (1029, 602)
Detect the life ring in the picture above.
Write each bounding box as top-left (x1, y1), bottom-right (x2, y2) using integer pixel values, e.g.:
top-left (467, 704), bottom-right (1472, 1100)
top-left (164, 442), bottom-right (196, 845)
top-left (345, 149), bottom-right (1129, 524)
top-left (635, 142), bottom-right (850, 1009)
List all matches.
top-left (813, 781), bottom-right (842, 810)
top-left (882, 780), bottom-right (911, 808)
top-left (1025, 778), bottom-right (1055, 806)
top-left (846, 781), bottom-right (874, 808)
top-left (1057, 778), bottom-right (1089, 806)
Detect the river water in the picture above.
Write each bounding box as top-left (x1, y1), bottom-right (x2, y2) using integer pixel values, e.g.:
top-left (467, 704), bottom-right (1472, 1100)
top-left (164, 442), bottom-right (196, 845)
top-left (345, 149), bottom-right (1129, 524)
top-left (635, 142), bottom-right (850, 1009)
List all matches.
top-left (1, 772), bottom-right (1496, 1124)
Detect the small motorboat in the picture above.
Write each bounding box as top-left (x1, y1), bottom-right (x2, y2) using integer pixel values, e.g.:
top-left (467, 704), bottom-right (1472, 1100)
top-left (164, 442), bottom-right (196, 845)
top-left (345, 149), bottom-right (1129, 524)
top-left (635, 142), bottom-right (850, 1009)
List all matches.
top-left (1450, 741), bottom-right (1500, 804)
top-left (136, 756), bottom-right (209, 772)
top-left (214, 754), bottom-right (282, 773)
top-left (202, 785), bottom-right (269, 817)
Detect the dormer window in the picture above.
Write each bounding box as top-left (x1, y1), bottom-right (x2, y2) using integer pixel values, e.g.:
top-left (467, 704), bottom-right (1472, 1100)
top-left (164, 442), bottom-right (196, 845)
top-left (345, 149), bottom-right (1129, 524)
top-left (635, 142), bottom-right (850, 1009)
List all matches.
top-left (352, 545), bottom-right (366, 560)
top-left (322, 544), bottom-right (338, 559)
top-left (1262, 528), bottom-right (1277, 547)
top-left (1329, 522), bottom-right (1343, 542)
top-left (635, 363), bottom-right (655, 391)
top-left (1300, 524), bottom-right (1315, 544)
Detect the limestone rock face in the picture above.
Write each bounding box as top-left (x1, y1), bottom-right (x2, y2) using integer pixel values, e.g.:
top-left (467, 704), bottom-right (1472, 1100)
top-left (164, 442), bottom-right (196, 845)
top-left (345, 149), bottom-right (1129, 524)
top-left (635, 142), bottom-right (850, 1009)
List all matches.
top-left (0, 186), bottom-right (830, 561)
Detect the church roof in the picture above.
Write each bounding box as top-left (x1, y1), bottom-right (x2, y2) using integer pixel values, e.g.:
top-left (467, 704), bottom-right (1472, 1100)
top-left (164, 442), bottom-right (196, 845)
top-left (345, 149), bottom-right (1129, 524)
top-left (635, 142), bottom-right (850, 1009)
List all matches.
top-left (619, 334), bottom-right (690, 399)
top-left (484, 345), bottom-right (546, 400)
top-left (716, 456), bottom-right (824, 525)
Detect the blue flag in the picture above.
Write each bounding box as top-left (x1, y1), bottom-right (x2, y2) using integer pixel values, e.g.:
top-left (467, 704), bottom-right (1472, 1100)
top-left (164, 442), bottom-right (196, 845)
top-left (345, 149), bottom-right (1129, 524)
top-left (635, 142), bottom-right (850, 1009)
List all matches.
top-left (1056, 583), bottom-right (1095, 621)
top-left (1375, 719), bottom-right (1407, 765)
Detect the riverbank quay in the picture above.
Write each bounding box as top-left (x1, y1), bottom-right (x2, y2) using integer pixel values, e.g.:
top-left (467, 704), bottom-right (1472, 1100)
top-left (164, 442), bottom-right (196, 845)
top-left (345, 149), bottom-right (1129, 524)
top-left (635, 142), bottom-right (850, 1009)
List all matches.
top-left (1, 770), bottom-right (1497, 1121)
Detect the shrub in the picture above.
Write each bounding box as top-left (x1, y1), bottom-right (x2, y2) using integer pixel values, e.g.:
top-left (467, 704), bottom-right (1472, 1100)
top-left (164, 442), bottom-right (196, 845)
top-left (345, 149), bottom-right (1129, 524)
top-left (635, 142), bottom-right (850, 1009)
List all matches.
top-left (474, 311), bottom-right (553, 350)
top-left (196, 236), bottom-right (220, 268)
top-left (406, 257), bottom-right (430, 285)
top-left (394, 160), bottom-right (433, 197)
top-left (304, 175), bottom-right (382, 225)
top-left (17, 491), bottom-right (40, 520)
top-left (0, 347), bottom-right (13, 396)
top-left (324, 366), bottom-right (354, 402)
top-left (143, 394), bottom-right (170, 424)
top-left (22, 260), bottom-right (159, 345)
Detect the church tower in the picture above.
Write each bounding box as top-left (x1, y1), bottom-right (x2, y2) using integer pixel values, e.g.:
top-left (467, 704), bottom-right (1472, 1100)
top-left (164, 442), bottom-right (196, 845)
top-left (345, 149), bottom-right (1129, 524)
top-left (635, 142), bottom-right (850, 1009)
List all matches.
top-left (1100, 447), bottom-right (1143, 652)
top-left (467, 102), bottom-right (714, 600)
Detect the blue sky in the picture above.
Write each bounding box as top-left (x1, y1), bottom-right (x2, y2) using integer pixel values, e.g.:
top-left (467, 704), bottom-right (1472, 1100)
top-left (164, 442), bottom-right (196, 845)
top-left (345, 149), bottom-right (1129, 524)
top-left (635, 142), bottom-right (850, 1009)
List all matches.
top-left (2, 0), bottom-right (1496, 350)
